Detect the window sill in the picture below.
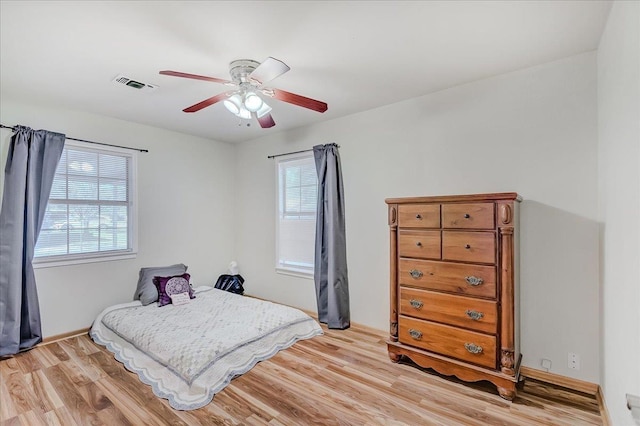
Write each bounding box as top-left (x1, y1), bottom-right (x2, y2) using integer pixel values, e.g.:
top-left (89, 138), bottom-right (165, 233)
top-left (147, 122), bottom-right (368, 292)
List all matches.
top-left (275, 267), bottom-right (314, 280)
top-left (33, 252), bottom-right (137, 269)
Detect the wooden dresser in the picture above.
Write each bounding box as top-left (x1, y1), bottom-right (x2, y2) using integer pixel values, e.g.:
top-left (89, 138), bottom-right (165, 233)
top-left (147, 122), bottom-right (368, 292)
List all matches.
top-left (386, 192), bottom-right (522, 400)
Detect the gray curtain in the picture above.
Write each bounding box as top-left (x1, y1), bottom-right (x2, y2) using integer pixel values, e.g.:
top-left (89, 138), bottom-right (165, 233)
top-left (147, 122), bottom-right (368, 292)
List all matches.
top-left (0, 126), bottom-right (65, 356)
top-left (313, 143), bottom-right (350, 329)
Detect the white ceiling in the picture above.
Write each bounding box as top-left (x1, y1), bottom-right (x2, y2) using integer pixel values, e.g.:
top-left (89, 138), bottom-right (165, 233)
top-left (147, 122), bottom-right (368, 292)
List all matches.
top-left (0, 1), bottom-right (612, 144)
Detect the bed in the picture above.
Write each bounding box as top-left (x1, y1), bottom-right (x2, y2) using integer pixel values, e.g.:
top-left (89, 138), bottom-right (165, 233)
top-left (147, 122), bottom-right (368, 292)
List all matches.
top-left (90, 286), bottom-right (323, 410)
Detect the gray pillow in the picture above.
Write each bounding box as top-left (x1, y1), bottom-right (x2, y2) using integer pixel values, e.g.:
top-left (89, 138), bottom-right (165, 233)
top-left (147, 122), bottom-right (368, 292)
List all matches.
top-left (134, 263), bottom-right (188, 305)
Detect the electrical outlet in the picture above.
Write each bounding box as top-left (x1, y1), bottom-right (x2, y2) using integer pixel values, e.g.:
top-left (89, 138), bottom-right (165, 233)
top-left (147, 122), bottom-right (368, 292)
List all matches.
top-left (541, 358), bottom-right (552, 370)
top-left (568, 352), bottom-right (581, 370)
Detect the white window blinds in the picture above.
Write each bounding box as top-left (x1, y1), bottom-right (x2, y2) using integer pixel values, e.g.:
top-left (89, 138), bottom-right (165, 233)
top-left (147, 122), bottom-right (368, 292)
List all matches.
top-left (35, 142), bottom-right (136, 262)
top-left (276, 153), bottom-right (318, 276)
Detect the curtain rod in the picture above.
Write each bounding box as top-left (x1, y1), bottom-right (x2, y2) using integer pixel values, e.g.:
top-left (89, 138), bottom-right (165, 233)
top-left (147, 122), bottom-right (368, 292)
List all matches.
top-left (267, 144), bottom-right (340, 159)
top-left (0, 124), bottom-right (149, 153)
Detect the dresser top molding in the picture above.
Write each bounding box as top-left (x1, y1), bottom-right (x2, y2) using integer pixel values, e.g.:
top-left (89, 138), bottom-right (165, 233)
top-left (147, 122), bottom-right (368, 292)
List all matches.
top-left (385, 192), bottom-right (522, 205)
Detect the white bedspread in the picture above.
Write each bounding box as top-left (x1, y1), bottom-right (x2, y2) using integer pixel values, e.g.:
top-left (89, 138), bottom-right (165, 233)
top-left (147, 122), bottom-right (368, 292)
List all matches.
top-left (90, 287), bottom-right (323, 410)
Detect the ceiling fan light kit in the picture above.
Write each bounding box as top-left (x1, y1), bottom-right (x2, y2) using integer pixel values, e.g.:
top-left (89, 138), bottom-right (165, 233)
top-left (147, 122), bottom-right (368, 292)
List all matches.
top-left (244, 92), bottom-right (263, 112)
top-left (159, 57), bottom-right (327, 129)
top-left (223, 92), bottom-right (267, 121)
top-left (256, 102), bottom-right (272, 118)
top-left (237, 107), bottom-right (252, 120)
top-left (223, 95), bottom-right (241, 115)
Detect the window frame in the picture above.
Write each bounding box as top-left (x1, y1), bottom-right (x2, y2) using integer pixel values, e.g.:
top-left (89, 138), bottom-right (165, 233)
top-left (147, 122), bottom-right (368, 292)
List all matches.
top-left (274, 151), bottom-right (317, 279)
top-left (33, 140), bottom-right (138, 268)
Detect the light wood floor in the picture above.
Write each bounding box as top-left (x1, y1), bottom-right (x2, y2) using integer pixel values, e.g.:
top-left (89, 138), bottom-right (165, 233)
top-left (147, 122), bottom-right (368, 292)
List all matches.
top-left (1, 323), bottom-right (602, 425)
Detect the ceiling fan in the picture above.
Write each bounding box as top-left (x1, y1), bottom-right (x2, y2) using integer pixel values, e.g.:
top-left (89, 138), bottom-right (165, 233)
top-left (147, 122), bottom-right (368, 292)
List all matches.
top-left (159, 57), bottom-right (328, 128)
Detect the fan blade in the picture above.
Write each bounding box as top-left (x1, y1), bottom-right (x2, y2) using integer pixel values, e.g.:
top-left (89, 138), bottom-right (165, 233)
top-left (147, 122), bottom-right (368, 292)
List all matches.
top-left (249, 57), bottom-right (290, 85)
top-left (159, 70), bottom-right (234, 86)
top-left (263, 88), bottom-right (328, 113)
top-left (183, 91), bottom-right (233, 113)
top-left (257, 113), bottom-right (276, 128)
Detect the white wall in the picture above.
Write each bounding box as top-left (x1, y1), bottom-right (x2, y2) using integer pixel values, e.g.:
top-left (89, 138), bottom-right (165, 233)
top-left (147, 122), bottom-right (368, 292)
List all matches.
top-left (235, 52), bottom-right (600, 382)
top-left (598, 1), bottom-right (640, 424)
top-left (0, 98), bottom-right (236, 337)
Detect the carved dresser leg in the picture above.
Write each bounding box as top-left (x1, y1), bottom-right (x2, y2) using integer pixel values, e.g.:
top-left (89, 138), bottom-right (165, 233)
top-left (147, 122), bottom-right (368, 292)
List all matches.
top-left (388, 351), bottom-right (402, 363)
top-left (497, 386), bottom-right (516, 401)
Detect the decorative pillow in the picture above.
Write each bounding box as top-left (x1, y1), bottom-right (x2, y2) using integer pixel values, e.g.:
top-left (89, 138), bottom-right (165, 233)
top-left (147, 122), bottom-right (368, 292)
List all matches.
top-left (153, 273), bottom-right (195, 307)
top-left (133, 263), bottom-right (188, 306)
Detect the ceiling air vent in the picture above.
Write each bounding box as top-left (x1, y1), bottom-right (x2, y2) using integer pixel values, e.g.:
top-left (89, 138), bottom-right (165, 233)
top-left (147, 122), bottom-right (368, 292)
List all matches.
top-left (112, 75), bottom-right (158, 91)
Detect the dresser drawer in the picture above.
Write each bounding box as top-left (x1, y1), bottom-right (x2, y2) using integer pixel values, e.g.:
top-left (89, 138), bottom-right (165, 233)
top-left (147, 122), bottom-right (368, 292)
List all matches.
top-left (399, 287), bottom-right (497, 334)
top-left (442, 203), bottom-right (494, 229)
top-left (442, 231), bottom-right (495, 264)
top-left (398, 204), bottom-right (440, 228)
top-left (399, 315), bottom-right (496, 369)
top-left (398, 259), bottom-right (496, 298)
top-left (398, 230), bottom-right (441, 260)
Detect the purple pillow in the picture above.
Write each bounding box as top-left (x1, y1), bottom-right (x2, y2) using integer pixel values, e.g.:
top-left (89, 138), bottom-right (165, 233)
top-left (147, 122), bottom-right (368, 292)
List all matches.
top-left (152, 273), bottom-right (195, 307)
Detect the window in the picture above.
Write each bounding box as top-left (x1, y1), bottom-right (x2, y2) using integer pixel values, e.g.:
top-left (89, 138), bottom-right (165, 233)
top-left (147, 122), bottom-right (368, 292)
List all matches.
top-left (275, 152), bottom-right (317, 277)
top-left (34, 141), bottom-right (137, 266)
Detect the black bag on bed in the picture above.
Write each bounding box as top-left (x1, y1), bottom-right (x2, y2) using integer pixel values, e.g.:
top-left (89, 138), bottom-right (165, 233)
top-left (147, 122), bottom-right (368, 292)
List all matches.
top-left (214, 274), bottom-right (245, 295)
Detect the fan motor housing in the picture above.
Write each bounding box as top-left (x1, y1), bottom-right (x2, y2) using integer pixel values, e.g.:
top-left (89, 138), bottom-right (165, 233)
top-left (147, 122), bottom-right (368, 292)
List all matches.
top-left (229, 59), bottom-right (260, 84)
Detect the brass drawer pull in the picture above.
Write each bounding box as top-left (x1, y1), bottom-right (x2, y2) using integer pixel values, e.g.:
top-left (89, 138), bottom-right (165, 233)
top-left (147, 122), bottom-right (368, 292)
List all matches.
top-left (465, 309), bottom-right (484, 321)
top-left (409, 299), bottom-right (423, 309)
top-left (465, 276), bottom-right (483, 286)
top-left (408, 329), bottom-right (422, 340)
top-left (409, 269), bottom-right (423, 279)
top-left (464, 343), bottom-right (483, 354)
top-left (415, 214), bottom-right (422, 219)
